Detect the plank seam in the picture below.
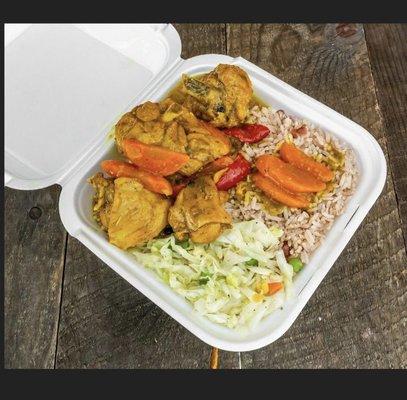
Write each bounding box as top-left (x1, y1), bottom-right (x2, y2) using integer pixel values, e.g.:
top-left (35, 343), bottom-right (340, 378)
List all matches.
top-left (224, 24), bottom-right (228, 55)
top-left (53, 232), bottom-right (69, 369)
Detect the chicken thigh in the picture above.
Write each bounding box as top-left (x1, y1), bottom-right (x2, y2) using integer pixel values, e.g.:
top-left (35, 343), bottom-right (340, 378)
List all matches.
top-left (115, 99), bottom-right (231, 176)
top-left (89, 173), bottom-right (115, 231)
top-left (168, 176), bottom-right (232, 244)
top-left (89, 174), bottom-right (170, 249)
top-left (181, 64), bottom-right (253, 128)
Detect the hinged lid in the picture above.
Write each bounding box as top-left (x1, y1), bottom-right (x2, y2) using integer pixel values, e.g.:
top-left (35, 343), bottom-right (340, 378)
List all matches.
top-left (5, 23), bottom-right (182, 190)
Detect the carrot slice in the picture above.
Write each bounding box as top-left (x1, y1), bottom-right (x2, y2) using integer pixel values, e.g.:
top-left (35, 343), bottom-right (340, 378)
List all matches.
top-left (267, 282), bottom-right (284, 296)
top-left (280, 143), bottom-right (334, 182)
top-left (199, 155), bottom-right (234, 176)
top-left (255, 155), bottom-right (326, 193)
top-left (252, 172), bottom-right (310, 208)
top-left (199, 121), bottom-right (231, 150)
top-left (122, 139), bottom-right (190, 176)
top-left (101, 160), bottom-right (173, 196)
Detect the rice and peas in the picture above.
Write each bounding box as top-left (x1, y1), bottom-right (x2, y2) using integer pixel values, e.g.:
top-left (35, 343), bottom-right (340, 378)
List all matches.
top-left (132, 105), bottom-right (358, 330)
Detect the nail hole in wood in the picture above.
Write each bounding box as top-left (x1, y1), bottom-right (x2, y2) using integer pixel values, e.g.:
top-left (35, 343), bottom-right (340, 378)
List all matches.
top-left (29, 206), bottom-right (42, 220)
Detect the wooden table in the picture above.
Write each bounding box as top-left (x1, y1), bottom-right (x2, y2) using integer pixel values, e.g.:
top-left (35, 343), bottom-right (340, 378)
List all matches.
top-left (5, 24), bottom-right (407, 369)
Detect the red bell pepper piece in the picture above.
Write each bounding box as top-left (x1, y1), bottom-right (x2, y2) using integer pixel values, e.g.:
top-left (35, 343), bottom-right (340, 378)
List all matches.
top-left (223, 124), bottom-right (270, 143)
top-left (171, 156), bottom-right (235, 197)
top-left (172, 182), bottom-right (188, 197)
top-left (216, 154), bottom-right (251, 191)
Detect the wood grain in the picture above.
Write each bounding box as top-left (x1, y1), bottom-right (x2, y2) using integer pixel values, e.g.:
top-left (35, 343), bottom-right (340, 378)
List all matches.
top-left (173, 23), bottom-right (226, 58)
top-left (227, 23), bottom-right (407, 368)
top-left (4, 186), bottom-right (67, 368)
top-left (365, 24), bottom-right (407, 249)
top-left (55, 24), bottom-right (239, 369)
top-left (55, 237), bottom-right (239, 368)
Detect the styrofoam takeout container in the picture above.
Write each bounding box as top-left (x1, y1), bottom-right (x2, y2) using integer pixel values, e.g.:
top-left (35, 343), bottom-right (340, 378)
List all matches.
top-left (5, 23), bottom-right (387, 351)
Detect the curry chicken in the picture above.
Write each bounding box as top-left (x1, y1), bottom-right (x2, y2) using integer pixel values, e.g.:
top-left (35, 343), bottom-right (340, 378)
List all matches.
top-left (89, 64), bottom-right (261, 249)
top-left (115, 98), bottom-right (231, 176)
top-left (168, 176), bottom-right (232, 244)
top-left (182, 64), bottom-right (253, 128)
top-left (90, 173), bottom-right (170, 249)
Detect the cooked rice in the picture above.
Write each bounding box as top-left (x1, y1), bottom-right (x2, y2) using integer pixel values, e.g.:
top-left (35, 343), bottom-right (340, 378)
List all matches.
top-left (224, 106), bottom-right (358, 264)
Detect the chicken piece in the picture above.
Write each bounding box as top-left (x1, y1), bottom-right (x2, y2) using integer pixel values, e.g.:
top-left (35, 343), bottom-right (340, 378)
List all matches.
top-left (115, 99), bottom-right (231, 176)
top-left (181, 64), bottom-right (253, 128)
top-left (89, 174), bottom-right (170, 249)
top-left (168, 176), bottom-right (232, 244)
top-left (115, 101), bottom-right (169, 151)
top-left (89, 173), bottom-right (115, 231)
top-left (135, 101), bottom-right (161, 121)
top-left (162, 99), bottom-right (231, 175)
top-left (180, 127), bottom-right (230, 176)
top-left (108, 178), bottom-right (170, 249)
top-left (161, 120), bottom-right (188, 153)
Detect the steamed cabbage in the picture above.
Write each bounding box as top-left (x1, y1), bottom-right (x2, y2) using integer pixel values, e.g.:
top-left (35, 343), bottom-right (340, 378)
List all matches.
top-left (131, 220), bottom-right (293, 330)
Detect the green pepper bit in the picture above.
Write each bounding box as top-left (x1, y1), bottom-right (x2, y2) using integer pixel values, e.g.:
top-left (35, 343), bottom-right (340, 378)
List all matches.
top-left (176, 239), bottom-right (190, 249)
top-left (245, 259), bottom-right (259, 266)
top-left (288, 257), bottom-right (303, 273)
top-left (198, 271), bottom-right (212, 285)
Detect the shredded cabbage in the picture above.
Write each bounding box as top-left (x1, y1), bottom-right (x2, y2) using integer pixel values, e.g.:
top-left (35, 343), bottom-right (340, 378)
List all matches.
top-left (130, 220), bottom-right (293, 330)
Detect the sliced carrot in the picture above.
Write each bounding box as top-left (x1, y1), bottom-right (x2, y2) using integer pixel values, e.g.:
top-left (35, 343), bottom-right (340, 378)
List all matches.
top-left (267, 282), bottom-right (284, 296)
top-left (252, 172), bottom-right (310, 208)
top-left (255, 155), bottom-right (326, 193)
top-left (101, 160), bottom-right (173, 196)
top-left (198, 155), bottom-right (234, 176)
top-left (101, 159), bottom-right (141, 178)
top-left (127, 168), bottom-right (173, 196)
top-left (122, 139), bottom-right (190, 177)
top-left (199, 121), bottom-right (231, 150)
top-left (280, 143), bottom-right (334, 182)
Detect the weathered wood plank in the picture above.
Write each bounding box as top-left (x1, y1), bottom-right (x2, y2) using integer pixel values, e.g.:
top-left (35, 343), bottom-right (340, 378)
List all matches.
top-left (227, 23), bottom-right (407, 368)
top-left (4, 186), bottom-right (67, 368)
top-left (56, 237), bottom-right (221, 368)
top-left (364, 24), bottom-right (407, 249)
top-left (174, 23), bottom-right (226, 58)
top-left (55, 24), bottom-right (240, 369)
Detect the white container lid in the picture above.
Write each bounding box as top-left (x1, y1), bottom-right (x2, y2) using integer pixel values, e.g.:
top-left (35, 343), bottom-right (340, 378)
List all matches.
top-left (5, 23), bottom-right (181, 190)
